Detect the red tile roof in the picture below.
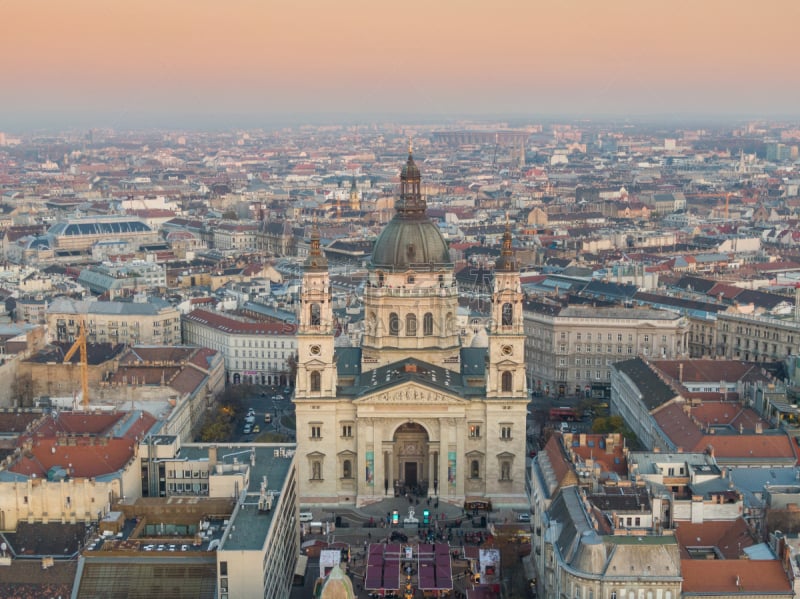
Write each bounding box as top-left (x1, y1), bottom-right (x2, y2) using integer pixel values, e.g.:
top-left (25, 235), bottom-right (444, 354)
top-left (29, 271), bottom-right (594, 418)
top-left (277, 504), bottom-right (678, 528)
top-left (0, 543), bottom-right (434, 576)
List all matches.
top-left (183, 309), bottom-right (297, 335)
top-left (701, 434), bottom-right (796, 461)
top-left (681, 560), bottom-right (791, 594)
top-left (674, 519), bottom-right (754, 559)
top-left (10, 411), bottom-right (156, 478)
top-left (651, 360), bottom-right (767, 384)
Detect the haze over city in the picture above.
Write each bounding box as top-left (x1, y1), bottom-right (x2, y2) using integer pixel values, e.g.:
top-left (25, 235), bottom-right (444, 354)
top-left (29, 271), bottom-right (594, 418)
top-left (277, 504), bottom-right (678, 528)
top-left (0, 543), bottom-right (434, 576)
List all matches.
top-left (2, 0), bottom-right (800, 130)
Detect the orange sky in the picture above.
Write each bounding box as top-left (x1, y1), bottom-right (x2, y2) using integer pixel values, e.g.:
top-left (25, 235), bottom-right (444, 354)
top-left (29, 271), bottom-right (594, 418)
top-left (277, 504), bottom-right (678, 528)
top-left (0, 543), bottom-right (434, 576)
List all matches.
top-left (2, 0), bottom-right (799, 127)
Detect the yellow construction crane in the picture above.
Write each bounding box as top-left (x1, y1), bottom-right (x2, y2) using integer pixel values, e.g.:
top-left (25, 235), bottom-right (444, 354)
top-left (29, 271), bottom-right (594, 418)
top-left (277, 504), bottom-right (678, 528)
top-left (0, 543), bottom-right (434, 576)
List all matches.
top-left (63, 319), bottom-right (89, 409)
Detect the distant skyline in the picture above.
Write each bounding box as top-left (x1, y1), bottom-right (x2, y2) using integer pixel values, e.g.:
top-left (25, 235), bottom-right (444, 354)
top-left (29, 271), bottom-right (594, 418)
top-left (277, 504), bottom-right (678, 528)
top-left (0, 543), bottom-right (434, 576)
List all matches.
top-left (2, 0), bottom-right (799, 131)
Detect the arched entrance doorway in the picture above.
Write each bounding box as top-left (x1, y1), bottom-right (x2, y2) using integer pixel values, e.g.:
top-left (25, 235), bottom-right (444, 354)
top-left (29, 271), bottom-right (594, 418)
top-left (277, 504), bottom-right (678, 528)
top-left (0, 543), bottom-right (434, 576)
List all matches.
top-left (392, 422), bottom-right (430, 496)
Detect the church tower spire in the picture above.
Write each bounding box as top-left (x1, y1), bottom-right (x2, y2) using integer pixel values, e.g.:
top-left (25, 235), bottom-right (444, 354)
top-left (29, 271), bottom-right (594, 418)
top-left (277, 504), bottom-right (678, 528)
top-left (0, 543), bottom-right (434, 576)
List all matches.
top-left (487, 221), bottom-right (526, 399)
top-left (296, 223), bottom-right (336, 397)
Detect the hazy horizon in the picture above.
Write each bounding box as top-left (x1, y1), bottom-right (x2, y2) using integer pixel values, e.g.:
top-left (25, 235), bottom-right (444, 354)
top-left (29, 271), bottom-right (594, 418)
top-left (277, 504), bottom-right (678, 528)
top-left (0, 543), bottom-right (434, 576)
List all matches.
top-left (2, 0), bottom-right (799, 131)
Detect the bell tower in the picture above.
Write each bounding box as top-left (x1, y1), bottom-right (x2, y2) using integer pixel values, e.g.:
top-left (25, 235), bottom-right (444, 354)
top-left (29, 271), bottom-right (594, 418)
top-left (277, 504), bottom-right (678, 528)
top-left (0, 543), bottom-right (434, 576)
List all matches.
top-left (348, 177), bottom-right (360, 211)
top-left (486, 222), bottom-right (527, 399)
top-left (295, 226), bottom-right (337, 397)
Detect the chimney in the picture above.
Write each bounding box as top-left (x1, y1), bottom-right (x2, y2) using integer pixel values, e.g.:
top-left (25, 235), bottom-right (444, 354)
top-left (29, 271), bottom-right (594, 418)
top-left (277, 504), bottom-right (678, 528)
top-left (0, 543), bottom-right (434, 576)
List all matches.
top-left (755, 422), bottom-right (763, 434)
top-left (678, 363), bottom-right (684, 383)
top-left (208, 445), bottom-right (217, 468)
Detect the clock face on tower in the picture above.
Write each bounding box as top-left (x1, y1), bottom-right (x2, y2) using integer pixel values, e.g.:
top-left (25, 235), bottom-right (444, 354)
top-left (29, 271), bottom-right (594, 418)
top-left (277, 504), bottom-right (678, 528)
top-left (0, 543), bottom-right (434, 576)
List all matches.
top-left (501, 345), bottom-right (513, 356)
top-left (310, 344), bottom-right (321, 356)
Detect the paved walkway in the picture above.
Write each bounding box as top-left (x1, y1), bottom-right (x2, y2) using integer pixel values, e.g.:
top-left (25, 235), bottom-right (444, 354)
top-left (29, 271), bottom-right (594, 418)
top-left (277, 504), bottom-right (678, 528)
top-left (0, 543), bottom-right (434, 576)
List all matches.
top-left (304, 494), bottom-right (526, 532)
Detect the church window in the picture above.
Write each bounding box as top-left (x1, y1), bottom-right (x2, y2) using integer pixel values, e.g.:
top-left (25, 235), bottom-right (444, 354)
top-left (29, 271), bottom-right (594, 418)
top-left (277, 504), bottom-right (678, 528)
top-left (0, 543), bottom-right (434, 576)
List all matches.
top-left (389, 312), bottom-right (400, 336)
top-left (310, 371), bottom-right (321, 392)
top-left (423, 313), bottom-right (434, 336)
top-left (342, 424), bottom-right (352, 438)
top-left (343, 460), bottom-right (352, 479)
top-left (501, 371), bottom-right (513, 392)
top-left (501, 426), bottom-right (512, 439)
top-left (310, 303), bottom-right (321, 326)
top-left (311, 461), bottom-right (322, 480)
top-left (469, 424), bottom-right (481, 438)
top-left (500, 461), bottom-right (511, 481)
top-left (310, 425), bottom-right (321, 439)
top-left (470, 460), bottom-right (480, 479)
top-left (406, 313), bottom-right (417, 336)
top-left (501, 303), bottom-right (513, 327)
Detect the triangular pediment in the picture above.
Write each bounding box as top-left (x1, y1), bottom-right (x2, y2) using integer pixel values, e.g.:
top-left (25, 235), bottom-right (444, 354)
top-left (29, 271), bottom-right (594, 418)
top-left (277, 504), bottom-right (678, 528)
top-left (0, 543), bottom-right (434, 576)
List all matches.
top-left (354, 382), bottom-right (467, 405)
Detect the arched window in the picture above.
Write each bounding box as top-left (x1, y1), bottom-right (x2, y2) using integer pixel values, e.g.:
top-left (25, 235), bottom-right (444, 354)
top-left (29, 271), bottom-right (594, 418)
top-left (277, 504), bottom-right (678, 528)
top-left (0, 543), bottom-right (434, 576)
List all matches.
top-left (406, 313), bottom-right (417, 336)
top-left (310, 303), bottom-right (321, 326)
top-left (343, 460), bottom-right (352, 479)
top-left (501, 371), bottom-right (513, 392)
top-left (501, 302), bottom-right (513, 327)
top-left (389, 312), bottom-right (400, 336)
top-left (310, 371), bottom-right (321, 392)
top-left (423, 313), bottom-right (434, 336)
top-left (470, 460), bottom-right (480, 479)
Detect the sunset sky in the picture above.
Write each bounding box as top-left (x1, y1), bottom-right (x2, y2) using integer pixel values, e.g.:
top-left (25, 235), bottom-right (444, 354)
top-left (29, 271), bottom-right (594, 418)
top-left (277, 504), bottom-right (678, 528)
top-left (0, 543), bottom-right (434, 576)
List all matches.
top-left (2, 0), bottom-right (799, 129)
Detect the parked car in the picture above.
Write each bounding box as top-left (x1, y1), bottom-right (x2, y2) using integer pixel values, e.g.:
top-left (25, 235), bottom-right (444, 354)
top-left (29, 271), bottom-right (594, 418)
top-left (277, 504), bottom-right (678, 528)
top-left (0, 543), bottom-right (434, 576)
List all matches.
top-left (264, 414), bottom-right (272, 423)
top-left (517, 513), bottom-right (531, 522)
top-left (253, 425), bottom-right (260, 433)
top-left (243, 424), bottom-right (252, 434)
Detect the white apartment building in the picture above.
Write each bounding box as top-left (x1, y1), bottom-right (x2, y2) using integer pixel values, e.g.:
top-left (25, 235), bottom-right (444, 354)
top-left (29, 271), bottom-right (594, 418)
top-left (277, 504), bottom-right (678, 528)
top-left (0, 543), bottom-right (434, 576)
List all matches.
top-left (181, 308), bottom-right (297, 385)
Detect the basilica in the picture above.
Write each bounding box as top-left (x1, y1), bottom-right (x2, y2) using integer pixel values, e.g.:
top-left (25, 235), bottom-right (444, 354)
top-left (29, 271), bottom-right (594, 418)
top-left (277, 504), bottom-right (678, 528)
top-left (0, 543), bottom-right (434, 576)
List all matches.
top-left (294, 150), bottom-right (528, 508)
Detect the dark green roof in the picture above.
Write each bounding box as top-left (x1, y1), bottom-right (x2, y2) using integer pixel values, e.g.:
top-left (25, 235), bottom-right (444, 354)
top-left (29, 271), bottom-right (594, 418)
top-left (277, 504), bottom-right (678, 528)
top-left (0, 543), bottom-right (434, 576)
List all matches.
top-left (370, 216), bottom-right (451, 271)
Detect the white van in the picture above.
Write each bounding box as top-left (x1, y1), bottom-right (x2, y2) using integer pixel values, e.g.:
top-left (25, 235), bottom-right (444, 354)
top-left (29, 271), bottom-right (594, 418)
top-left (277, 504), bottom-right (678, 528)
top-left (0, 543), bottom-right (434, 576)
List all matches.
top-left (560, 421), bottom-right (570, 433)
top-left (299, 511), bottom-right (313, 523)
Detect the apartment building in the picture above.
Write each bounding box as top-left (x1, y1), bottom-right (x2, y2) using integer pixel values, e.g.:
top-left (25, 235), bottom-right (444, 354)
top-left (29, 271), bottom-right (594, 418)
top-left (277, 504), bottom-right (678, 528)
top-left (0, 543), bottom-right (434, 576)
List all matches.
top-left (524, 304), bottom-right (689, 398)
top-left (46, 296), bottom-right (181, 345)
top-left (181, 308), bottom-right (297, 385)
top-left (213, 222), bottom-right (259, 250)
top-left (716, 312), bottom-right (800, 361)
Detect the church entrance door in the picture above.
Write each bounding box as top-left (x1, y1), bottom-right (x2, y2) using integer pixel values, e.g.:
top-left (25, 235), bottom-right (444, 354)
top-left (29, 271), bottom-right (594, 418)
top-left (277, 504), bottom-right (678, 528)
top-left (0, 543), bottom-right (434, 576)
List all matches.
top-left (393, 422), bottom-right (429, 496)
top-left (404, 462), bottom-right (418, 487)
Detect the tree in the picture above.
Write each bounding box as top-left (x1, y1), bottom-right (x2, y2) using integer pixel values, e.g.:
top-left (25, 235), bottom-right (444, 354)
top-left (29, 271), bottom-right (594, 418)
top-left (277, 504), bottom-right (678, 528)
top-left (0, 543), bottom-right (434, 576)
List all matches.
top-left (591, 415), bottom-right (637, 444)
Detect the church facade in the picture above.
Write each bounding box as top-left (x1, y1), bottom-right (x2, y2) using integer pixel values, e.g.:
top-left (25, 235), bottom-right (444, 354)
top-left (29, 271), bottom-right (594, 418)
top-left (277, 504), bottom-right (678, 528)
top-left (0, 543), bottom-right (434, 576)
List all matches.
top-left (294, 151), bottom-right (528, 508)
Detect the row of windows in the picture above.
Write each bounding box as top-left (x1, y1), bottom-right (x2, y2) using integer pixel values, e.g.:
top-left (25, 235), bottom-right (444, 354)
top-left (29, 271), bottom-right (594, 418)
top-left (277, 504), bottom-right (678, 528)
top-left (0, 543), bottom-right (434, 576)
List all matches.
top-left (309, 458), bottom-right (513, 482)
top-left (167, 470), bottom-right (208, 479)
top-left (234, 350), bottom-right (289, 358)
top-left (312, 422), bottom-right (515, 440)
top-left (233, 361), bottom-right (288, 371)
top-left (388, 312), bottom-right (436, 336)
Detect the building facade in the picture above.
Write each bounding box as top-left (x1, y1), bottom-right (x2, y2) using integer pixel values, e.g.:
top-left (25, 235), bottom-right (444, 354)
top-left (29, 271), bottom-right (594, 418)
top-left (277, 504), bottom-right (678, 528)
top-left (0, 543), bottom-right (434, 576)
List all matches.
top-left (46, 296), bottom-right (181, 346)
top-left (181, 308), bottom-right (297, 386)
top-left (294, 152), bottom-right (529, 508)
top-left (524, 305), bottom-right (689, 398)
top-left (716, 312), bottom-right (800, 361)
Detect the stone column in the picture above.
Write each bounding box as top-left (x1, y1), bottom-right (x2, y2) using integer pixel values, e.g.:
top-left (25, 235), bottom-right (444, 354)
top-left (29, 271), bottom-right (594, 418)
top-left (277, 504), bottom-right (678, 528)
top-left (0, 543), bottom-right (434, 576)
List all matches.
top-left (428, 450), bottom-right (436, 497)
top-left (438, 419), bottom-right (449, 498)
top-left (386, 449), bottom-right (393, 495)
top-left (455, 417), bottom-right (466, 498)
top-left (356, 417), bottom-right (370, 503)
top-left (373, 419), bottom-right (384, 500)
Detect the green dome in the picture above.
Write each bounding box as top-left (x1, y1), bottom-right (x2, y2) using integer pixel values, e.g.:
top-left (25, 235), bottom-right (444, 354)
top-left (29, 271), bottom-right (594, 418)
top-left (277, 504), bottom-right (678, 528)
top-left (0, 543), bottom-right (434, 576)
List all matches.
top-left (371, 215), bottom-right (451, 270)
